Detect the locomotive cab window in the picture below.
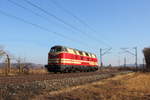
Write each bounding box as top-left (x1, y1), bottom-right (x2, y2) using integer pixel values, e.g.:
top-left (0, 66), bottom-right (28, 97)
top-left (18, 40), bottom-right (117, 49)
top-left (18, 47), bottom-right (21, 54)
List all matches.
top-left (50, 46), bottom-right (63, 52)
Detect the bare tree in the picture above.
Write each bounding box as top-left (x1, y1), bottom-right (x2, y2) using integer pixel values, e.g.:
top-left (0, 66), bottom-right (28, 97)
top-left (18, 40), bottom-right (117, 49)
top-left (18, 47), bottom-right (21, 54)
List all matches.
top-left (16, 57), bottom-right (26, 73)
top-left (0, 46), bottom-right (11, 75)
top-left (143, 48), bottom-right (150, 71)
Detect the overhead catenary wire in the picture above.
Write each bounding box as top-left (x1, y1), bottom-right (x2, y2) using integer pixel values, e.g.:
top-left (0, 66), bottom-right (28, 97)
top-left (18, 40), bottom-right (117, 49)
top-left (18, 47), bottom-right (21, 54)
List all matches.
top-left (0, 9), bottom-right (92, 48)
top-left (49, 0), bottom-right (111, 47)
top-left (7, 0), bottom-right (77, 35)
top-left (23, 0), bottom-right (86, 34)
top-left (23, 0), bottom-right (110, 47)
top-left (6, 0), bottom-right (106, 54)
top-left (50, 0), bottom-right (90, 28)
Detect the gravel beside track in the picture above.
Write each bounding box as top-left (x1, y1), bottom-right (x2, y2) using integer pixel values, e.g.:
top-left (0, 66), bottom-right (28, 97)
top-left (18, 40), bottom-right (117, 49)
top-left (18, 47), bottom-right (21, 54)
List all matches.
top-left (0, 70), bottom-right (132, 100)
top-left (0, 70), bottom-right (119, 85)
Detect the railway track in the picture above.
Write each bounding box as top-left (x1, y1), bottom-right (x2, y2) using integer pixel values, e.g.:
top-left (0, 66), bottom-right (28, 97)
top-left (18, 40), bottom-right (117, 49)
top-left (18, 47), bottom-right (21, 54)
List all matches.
top-left (0, 69), bottom-right (132, 100)
top-left (0, 69), bottom-right (118, 85)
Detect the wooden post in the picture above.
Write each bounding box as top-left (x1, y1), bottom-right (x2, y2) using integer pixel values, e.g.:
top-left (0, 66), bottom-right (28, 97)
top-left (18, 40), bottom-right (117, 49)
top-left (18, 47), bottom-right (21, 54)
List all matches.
top-left (5, 54), bottom-right (11, 75)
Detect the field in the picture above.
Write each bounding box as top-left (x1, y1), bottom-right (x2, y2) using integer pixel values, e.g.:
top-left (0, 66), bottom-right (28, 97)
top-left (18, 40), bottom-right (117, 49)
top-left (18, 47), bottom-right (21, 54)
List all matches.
top-left (1, 67), bottom-right (150, 100)
top-left (0, 68), bottom-right (128, 100)
top-left (37, 72), bottom-right (150, 100)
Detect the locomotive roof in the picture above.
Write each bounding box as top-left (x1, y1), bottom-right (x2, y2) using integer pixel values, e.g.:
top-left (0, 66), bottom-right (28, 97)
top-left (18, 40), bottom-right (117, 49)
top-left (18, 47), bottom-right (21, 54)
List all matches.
top-left (52, 45), bottom-right (96, 56)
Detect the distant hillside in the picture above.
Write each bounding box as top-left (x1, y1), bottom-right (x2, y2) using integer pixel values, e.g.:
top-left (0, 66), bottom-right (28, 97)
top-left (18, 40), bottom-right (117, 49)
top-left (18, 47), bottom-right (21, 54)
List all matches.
top-left (0, 63), bottom-right (44, 69)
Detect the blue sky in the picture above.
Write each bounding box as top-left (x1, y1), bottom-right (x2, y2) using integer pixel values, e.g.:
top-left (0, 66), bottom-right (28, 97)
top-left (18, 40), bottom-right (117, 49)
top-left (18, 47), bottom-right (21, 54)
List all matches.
top-left (0, 0), bottom-right (149, 65)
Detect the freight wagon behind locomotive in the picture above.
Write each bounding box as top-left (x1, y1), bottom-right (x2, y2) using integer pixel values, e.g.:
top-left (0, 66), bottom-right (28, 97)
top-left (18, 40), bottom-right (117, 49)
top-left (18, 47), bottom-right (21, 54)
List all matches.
top-left (45, 46), bottom-right (98, 73)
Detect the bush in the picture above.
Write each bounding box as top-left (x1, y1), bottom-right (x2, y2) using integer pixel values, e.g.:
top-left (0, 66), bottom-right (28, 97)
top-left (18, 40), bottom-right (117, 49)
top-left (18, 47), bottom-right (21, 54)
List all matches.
top-left (143, 48), bottom-right (150, 71)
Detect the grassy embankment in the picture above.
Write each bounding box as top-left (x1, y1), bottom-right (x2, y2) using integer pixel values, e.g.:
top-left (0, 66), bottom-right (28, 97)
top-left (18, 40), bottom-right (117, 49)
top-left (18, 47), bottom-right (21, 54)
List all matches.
top-left (46, 72), bottom-right (150, 100)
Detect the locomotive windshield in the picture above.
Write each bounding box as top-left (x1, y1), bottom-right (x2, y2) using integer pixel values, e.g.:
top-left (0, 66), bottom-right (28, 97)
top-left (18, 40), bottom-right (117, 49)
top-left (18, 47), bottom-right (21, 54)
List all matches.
top-left (50, 46), bottom-right (66, 53)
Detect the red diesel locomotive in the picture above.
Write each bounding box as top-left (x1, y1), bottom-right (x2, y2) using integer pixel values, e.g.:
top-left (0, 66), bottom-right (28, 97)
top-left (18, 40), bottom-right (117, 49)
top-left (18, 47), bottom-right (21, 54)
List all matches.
top-left (45, 45), bottom-right (99, 72)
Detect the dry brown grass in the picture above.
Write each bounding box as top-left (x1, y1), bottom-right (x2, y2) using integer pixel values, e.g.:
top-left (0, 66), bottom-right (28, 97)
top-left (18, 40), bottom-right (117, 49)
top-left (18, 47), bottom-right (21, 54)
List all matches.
top-left (0, 68), bottom-right (3, 74)
top-left (28, 68), bottom-right (48, 74)
top-left (0, 67), bottom-right (48, 76)
top-left (44, 72), bottom-right (150, 100)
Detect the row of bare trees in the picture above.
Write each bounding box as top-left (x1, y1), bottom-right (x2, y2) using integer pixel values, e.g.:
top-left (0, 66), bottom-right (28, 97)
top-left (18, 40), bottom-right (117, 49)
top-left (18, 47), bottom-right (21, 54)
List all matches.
top-left (0, 46), bottom-right (28, 75)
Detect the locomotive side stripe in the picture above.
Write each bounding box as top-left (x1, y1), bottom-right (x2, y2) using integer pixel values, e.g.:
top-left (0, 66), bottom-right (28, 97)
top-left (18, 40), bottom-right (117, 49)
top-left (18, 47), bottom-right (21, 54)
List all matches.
top-left (48, 63), bottom-right (97, 66)
top-left (49, 53), bottom-right (98, 62)
top-left (48, 59), bottom-right (98, 66)
top-left (48, 58), bottom-right (98, 64)
top-left (49, 58), bottom-right (92, 62)
top-left (49, 52), bottom-right (96, 58)
top-left (49, 51), bottom-right (95, 57)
